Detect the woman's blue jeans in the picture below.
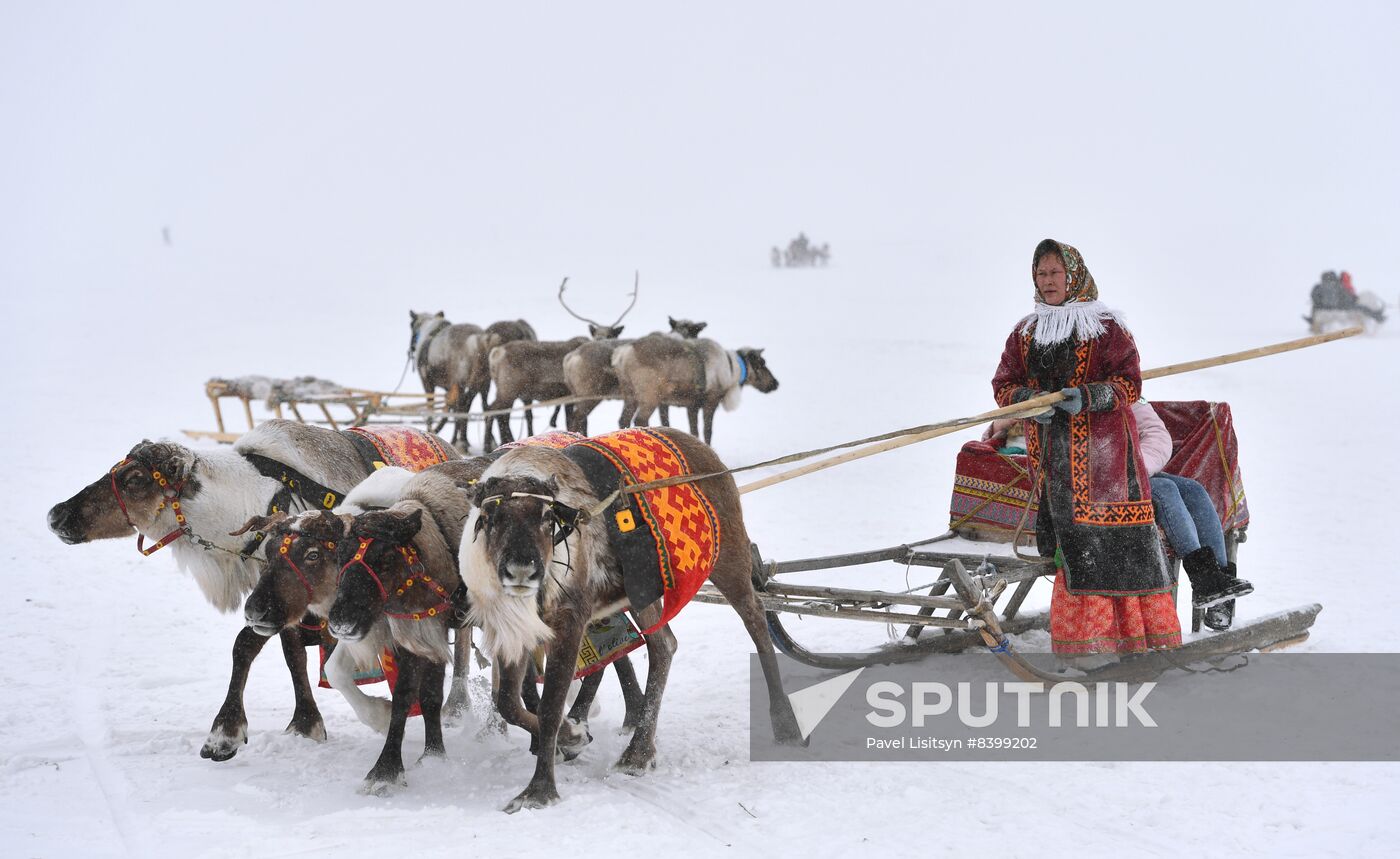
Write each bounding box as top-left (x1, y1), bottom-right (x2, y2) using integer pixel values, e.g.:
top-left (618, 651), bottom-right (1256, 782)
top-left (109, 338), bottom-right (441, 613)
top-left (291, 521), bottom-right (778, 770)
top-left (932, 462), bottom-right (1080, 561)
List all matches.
top-left (1150, 472), bottom-right (1227, 567)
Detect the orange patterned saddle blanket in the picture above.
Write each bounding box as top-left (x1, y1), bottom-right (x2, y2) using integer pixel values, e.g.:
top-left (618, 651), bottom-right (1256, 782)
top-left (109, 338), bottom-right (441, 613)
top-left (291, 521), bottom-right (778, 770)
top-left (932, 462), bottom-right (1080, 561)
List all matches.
top-left (343, 425), bottom-right (455, 472)
top-left (564, 428), bottom-right (722, 635)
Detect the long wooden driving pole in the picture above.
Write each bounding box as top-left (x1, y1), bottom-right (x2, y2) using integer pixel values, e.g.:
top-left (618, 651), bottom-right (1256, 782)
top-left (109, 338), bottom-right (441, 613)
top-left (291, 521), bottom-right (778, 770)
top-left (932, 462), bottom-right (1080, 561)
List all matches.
top-left (737, 326), bottom-right (1362, 495)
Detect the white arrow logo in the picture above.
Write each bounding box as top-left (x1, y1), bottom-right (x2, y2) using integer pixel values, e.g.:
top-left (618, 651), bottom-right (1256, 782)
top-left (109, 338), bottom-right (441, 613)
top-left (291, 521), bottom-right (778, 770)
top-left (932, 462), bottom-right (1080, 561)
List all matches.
top-left (787, 667), bottom-right (866, 740)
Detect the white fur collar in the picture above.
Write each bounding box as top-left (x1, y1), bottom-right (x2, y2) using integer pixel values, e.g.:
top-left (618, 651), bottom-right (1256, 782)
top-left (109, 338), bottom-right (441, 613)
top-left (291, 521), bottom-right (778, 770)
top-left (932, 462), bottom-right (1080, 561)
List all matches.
top-left (1019, 300), bottom-right (1126, 346)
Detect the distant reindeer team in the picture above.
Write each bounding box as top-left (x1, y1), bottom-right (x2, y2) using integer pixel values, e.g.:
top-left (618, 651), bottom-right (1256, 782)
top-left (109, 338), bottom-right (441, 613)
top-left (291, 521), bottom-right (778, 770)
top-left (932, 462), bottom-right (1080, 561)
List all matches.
top-left (45, 272), bottom-right (799, 810)
top-left (411, 273), bottom-right (779, 451)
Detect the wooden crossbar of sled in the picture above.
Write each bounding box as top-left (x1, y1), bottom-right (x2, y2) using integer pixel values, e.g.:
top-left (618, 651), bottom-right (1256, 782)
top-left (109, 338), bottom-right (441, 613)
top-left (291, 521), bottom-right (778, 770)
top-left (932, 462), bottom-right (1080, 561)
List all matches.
top-left (690, 540), bottom-right (1321, 679)
top-left (191, 380), bottom-right (604, 443)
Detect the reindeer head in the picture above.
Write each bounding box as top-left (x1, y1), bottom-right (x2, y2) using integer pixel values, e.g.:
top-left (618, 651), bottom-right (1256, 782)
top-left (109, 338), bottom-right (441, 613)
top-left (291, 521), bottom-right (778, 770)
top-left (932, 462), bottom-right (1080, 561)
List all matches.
top-left (242, 511), bottom-right (345, 637)
top-left (467, 474), bottom-right (575, 600)
top-left (47, 440), bottom-right (197, 545)
top-left (667, 317), bottom-right (708, 338)
top-left (408, 310), bottom-right (447, 355)
top-left (737, 348), bottom-right (779, 393)
top-left (588, 323), bottom-right (625, 339)
top-left (329, 507), bottom-right (425, 641)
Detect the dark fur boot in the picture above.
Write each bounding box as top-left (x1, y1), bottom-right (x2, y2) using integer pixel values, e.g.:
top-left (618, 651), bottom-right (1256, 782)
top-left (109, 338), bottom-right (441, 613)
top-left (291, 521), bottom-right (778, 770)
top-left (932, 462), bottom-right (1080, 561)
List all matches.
top-left (1182, 548), bottom-right (1253, 610)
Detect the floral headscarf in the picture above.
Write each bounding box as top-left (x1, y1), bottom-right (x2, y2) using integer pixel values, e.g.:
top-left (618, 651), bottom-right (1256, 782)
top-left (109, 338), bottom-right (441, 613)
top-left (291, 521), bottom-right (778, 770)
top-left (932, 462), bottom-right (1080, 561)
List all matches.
top-left (1021, 238), bottom-right (1121, 345)
top-left (1033, 238), bottom-right (1098, 305)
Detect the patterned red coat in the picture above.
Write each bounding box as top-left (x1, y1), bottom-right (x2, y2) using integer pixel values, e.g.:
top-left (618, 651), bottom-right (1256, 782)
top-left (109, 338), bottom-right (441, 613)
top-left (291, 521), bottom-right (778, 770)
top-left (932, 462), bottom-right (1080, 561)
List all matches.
top-left (991, 317), bottom-right (1170, 596)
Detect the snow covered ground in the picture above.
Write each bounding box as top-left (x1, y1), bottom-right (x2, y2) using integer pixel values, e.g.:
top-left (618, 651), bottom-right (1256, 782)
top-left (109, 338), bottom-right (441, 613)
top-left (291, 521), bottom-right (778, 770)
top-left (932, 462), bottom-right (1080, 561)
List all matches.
top-left (4, 3), bottom-right (1398, 857)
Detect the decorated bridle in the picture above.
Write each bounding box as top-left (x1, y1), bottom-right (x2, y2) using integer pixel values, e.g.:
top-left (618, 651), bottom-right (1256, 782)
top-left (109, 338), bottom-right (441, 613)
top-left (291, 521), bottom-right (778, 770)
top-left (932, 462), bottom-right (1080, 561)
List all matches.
top-left (109, 457), bottom-right (189, 556)
top-left (274, 531), bottom-right (335, 633)
top-left (339, 537), bottom-right (454, 622)
top-left (475, 491), bottom-right (586, 546)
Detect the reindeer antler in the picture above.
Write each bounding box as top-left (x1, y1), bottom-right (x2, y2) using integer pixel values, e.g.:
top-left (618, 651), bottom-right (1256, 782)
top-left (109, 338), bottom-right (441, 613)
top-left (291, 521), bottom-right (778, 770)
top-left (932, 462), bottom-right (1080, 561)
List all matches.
top-left (557, 272), bottom-right (642, 329)
top-left (612, 270), bottom-right (640, 327)
top-left (557, 277), bottom-right (604, 328)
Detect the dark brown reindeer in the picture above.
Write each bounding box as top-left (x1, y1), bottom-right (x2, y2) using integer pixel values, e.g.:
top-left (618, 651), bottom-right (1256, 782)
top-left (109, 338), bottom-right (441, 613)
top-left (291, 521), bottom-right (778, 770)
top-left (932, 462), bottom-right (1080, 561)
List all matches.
top-left (238, 461), bottom-right (485, 736)
top-left (460, 428), bottom-right (803, 812)
top-left (482, 276), bottom-right (637, 449)
top-left (409, 310), bottom-right (484, 450)
top-left (561, 316), bottom-right (708, 436)
top-left (326, 471), bottom-right (471, 794)
top-left (613, 335), bottom-right (779, 443)
top-left (45, 421), bottom-right (458, 762)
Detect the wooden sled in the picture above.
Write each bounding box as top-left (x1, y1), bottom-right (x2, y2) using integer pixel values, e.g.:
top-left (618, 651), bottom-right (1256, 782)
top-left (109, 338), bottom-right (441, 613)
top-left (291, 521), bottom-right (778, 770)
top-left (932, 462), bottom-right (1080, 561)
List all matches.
top-left (690, 539), bottom-right (1321, 680)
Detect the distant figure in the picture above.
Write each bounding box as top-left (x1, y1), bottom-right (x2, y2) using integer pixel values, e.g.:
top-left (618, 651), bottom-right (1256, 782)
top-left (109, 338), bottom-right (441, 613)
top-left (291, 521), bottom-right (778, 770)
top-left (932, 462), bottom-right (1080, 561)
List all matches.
top-left (771, 246), bottom-right (782, 268)
top-left (1306, 269), bottom-right (1386, 333)
top-left (162, 226), bottom-right (172, 246)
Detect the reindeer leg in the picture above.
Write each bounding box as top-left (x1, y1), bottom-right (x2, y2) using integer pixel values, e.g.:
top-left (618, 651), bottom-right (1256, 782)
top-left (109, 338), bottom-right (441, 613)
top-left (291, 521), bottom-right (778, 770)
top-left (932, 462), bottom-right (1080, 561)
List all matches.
top-left (709, 561), bottom-right (804, 746)
top-left (687, 406), bottom-right (700, 437)
top-left (444, 629), bottom-right (470, 719)
top-left (325, 642), bottom-right (392, 733)
top-left (362, 647), bottom-right (425, 795)
top-left (494, 658), bottom-right (540, 740)
top-left (560, 669), bottom-right (604, 758)
top-left (418, 659), bottom-right (447, 761)
top-left (280, 627), bottom-right (326, 743)
top-left (503, 611), bottom-right (587, 813)
top-left (612, 655), bottom-right (646, 729)
top-left (201, 627), bottom-right (272, 761)
top-left (702, 403), bottom-right (719, 445)
top-left (617, 618), bottom-right (676, 774)
top-left (524, 399), bottom-right (535, 436)
top-left (618, 399), bottom-right (636, 429)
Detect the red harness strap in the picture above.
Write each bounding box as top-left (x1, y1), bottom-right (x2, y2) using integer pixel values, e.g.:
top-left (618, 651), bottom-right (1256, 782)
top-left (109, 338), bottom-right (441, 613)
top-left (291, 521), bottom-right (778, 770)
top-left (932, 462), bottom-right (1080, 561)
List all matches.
top-left (338, 538), bottom-right (453, 622)
top-left (109, 458), bottom-right (188, 556)
top-left (278, 532), bottom-right (337, 602)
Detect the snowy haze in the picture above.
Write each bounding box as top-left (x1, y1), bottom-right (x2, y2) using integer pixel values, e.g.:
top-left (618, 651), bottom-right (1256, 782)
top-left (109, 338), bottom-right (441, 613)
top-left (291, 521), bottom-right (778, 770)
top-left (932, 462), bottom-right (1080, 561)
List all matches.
top-left (3, 3), bottom-right (1398, 857)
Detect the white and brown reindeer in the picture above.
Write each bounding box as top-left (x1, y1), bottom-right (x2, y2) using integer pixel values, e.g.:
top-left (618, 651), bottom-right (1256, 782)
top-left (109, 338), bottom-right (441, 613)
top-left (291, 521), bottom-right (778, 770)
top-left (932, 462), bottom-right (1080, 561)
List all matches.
top-left (45, 420), bottom-right (459, 761)
top-left (460, 427), bottom-right (804, 812)
top-left (408, 310), bottom-right (485, 450)
top-left (482, 276), bottom-right (638, 450)
top-left (613, 334), bottom-right (779, 443)
top-left (561, 316), bottom-right (708, 436)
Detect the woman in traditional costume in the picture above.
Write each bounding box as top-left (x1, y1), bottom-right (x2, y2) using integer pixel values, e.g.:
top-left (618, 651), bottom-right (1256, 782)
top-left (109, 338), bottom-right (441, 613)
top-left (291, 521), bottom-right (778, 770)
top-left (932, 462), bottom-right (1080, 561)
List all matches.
top-left (991, 239), bottom-right (1182, 656)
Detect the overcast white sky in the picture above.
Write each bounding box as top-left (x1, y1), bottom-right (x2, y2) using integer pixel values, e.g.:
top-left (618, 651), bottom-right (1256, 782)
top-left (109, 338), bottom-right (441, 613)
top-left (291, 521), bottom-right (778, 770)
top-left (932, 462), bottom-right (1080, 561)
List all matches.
top-left (3, 2), bottom-right (1396, 379)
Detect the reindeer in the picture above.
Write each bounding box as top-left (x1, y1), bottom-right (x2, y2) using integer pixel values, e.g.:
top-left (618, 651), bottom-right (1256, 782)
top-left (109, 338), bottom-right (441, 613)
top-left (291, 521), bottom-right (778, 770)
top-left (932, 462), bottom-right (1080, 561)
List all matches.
top-left (461, 320), bottom-right (538, 444)
top-left (561, 316), bottom-right (708, 435)
top-left (461, 428), bottom-right (804, 811)
top-left (45, 420), bottom-right (459, 761)
top-left (241, 460), bottom-right (642, 785)
top-left (482, 276), bottom-right (638, 449)
top-left (613, 335), bottom-right (779, 444)
top-left (408, 310), bottom-right (484, 450)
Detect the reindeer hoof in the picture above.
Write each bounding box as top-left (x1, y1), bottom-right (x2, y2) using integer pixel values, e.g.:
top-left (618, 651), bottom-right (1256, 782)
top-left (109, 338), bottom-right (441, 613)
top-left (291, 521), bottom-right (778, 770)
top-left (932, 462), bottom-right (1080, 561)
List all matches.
top-left (614, 750), bottom-right (657, 776)
top-left (558, 718), bottom-right (593, 762)
top-left (359, 777), bottom-right (405, 797)
top-left (200, 725), bottom-right (247, 761)
top-left (285, 716), bottom-right (327, 743)
top-left (503, 785), bottom-right (561, 813)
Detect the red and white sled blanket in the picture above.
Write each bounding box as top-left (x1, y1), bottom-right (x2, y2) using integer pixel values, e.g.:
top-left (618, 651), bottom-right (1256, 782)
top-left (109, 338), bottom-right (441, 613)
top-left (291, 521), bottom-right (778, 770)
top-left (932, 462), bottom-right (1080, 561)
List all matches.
top-left (564, 428), bottom-right (722, 636)
top-left (948, 400), bottom-right (1249, 541)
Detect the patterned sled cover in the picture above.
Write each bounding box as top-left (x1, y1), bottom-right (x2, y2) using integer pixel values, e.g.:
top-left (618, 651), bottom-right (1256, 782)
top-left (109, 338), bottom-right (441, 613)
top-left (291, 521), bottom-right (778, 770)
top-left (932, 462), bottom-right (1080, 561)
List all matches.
top-left (949, 401), bottom-right (1249, 542)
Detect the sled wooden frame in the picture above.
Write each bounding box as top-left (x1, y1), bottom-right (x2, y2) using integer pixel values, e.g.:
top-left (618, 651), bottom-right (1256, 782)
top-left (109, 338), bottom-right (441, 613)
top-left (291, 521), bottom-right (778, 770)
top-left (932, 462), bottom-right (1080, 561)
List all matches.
top-left (689, 536), bottom-right (1321, 676)
top-left (191, 380), bottom-right (606, 444)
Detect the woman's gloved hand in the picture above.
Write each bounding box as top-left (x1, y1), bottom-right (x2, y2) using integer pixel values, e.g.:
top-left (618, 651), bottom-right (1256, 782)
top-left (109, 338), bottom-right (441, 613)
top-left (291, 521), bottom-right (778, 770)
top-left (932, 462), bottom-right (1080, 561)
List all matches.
top-left (1056, 387), bottom-right (1084, 415)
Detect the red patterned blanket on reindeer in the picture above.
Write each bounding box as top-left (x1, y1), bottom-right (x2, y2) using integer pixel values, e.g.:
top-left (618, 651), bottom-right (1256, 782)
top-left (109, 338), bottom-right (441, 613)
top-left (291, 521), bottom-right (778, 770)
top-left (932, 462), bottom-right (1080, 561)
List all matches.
top-left (566, 428), bottom-right (722, 636)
